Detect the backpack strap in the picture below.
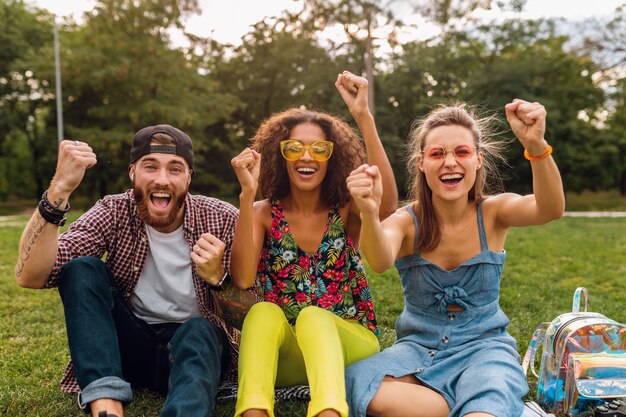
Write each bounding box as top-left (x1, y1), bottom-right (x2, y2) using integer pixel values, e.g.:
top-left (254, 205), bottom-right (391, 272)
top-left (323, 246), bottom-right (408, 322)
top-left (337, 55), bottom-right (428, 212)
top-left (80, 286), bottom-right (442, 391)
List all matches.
top-left (572, 287), bottom-right (588, 312)
top-left (522, 322), bottom-right (550, 378)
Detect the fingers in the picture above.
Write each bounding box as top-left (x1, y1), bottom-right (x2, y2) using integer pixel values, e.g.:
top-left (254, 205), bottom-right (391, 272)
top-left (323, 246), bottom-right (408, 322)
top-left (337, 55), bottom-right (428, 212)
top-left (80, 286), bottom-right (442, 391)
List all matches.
top-left (506, 99), bottom-right (547, 144)
top-left (197, 233), bottom-right (226, 251)
top-left (524, 107), bottom-right (546, 123)
top-left (348, 164), bottom-right (379, 178)
top-left (231, 148), bottom-right (260, 171)
top-left (57, 139), bottom-right (97, 185)
top-left (347, 164), bottom-right (370, 184)
top-left (231, 148), bottom-right (261, 193)
top-left (506, 99), bottom-right (545, 123)
top-left (504, 101), bottom-right (519, 115)
top-left (62, 139), bottom-right (89, 150)
top-left (191, 233), bottom-right (225, 261)
top-left (335, 73), bottom-right (344, 90)
top-left (191, 234), bottom-right (227, 285)
top-left (61, 139), bottom-right (97, 166)
top-left (347, 164), bottom-right (379, 197)
top-left (364, 165), bottom-right (380, 177)
top-left (336, 70), bottom-right (368, 94)
top-left (347, 164), bottom-right (382, 215)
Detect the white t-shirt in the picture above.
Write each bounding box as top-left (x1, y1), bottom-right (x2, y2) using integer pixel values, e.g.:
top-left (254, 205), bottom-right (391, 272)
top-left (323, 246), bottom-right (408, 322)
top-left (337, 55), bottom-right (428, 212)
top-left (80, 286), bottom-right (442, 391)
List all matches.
top-left (130, 225), bottom-right (202, 324)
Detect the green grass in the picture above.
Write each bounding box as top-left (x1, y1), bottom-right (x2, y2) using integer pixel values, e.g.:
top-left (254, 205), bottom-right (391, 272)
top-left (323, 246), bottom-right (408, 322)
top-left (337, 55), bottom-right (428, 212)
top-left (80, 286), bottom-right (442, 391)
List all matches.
top-left (1, 214), bottom-right (626, 416)
top-left (565, 190), bottom-right (626, 211)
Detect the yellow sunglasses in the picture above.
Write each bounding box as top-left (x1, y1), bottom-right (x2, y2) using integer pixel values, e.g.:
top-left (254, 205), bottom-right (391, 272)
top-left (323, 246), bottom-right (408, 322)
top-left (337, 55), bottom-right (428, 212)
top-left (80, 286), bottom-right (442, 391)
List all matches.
top-left (280, 140), bottom-right (334, 161)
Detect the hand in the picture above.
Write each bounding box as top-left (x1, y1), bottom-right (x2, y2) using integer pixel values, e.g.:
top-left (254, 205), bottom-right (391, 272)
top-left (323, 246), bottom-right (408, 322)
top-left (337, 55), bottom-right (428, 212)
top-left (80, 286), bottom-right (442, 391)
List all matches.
top-left (191, 233), bottom-right (227, 286)
top-left (50, 140), bottom-right (97, 195)
top-left (335, 71), bottom-right (371, 120)
top-left (346, 164), bottom-right (382, 216)
top-left (505, 99), bottom-right (548, 154)
top-left (231, 148), bottom-right (261, 195)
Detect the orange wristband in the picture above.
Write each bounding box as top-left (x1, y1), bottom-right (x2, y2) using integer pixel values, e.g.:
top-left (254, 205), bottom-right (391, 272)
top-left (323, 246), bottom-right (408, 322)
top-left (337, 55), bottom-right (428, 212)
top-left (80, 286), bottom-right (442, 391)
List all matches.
top-left (524, 145), bottom-right (553, 161)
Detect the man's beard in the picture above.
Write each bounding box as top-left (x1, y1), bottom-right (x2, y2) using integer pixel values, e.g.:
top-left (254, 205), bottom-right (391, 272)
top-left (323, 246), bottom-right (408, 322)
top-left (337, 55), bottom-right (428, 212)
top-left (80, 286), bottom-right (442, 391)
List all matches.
top-left (133, 183), bottom-right (187, 229)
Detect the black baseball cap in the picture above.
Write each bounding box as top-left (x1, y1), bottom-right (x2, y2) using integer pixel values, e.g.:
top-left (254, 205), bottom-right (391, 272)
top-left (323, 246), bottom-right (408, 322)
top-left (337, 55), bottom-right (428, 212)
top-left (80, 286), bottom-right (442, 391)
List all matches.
top-left (129, 124), bottom-right (194, 170)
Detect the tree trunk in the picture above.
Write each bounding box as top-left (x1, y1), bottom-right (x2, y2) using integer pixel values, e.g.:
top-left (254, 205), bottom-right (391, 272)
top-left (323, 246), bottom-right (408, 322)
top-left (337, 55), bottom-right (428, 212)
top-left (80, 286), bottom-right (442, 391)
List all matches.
top-left (619, 157), bottom-right (626, 197)
top-left (27, 116), bottom-right (45, 199)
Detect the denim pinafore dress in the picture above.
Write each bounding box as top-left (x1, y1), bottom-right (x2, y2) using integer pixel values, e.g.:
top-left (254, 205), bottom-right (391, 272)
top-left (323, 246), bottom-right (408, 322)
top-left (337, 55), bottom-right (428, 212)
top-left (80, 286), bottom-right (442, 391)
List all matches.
top-left (346, 203), bottom-right (529, 417)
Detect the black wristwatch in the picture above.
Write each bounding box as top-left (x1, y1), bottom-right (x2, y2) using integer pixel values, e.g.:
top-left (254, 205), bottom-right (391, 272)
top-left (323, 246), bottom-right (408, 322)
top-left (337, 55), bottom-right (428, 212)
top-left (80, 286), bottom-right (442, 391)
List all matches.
top-left (208, 271), bottom-right (229, 291)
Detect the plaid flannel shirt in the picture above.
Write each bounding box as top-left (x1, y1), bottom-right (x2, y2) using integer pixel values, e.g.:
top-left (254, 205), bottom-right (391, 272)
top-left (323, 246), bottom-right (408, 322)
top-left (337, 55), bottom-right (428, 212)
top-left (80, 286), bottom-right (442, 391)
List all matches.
top-left (44, 190), bottom-right (240, 393)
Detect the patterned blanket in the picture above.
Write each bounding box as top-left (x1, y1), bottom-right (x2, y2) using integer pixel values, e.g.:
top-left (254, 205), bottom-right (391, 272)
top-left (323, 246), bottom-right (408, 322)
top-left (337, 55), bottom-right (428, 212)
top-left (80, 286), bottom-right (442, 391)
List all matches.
top-left (216, 382), bottom-right (310, 402)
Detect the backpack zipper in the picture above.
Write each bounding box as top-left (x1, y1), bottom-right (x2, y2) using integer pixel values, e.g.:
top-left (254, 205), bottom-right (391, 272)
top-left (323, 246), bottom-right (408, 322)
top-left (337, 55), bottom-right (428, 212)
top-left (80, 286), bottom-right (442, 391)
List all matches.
top-left (551, 314), bottom-right (614, 360)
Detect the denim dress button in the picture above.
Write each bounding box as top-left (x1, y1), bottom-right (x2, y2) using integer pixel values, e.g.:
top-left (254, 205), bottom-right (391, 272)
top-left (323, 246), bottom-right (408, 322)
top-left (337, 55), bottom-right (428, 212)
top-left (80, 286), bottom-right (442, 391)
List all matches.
top-left (428, 350), bottom-right (436, 357)
top-left (448, 313), bottom-right (455, 321)
top-left (442, 336), bottom-right (449, 344)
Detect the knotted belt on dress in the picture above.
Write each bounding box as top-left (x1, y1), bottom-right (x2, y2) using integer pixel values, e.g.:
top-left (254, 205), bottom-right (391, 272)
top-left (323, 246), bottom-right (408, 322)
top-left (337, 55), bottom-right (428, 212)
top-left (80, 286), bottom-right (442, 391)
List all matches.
top-left (434, 285), bottom-right (471, 313)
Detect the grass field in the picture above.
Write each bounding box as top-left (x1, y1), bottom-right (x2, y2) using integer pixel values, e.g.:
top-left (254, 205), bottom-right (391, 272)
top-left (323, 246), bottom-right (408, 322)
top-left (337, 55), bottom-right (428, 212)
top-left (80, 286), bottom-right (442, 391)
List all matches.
top-left (1, 213), bottom-right (625, 416)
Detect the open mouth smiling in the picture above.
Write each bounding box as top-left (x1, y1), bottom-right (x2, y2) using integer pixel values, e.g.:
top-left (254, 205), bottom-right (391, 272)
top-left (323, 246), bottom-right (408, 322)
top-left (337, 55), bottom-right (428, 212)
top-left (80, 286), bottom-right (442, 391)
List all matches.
top-left (439, 173), bottom-right (463, 185)
top-left (296, 167), bottom-right (318, 176)
top-left (150, 191), bottom-right (172, 210)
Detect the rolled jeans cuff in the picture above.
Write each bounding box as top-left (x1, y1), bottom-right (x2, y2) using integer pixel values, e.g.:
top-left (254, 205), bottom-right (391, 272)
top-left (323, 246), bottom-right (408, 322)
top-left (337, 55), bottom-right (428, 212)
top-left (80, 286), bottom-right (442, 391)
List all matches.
top-left (78, 376), bottom-right (133, 409)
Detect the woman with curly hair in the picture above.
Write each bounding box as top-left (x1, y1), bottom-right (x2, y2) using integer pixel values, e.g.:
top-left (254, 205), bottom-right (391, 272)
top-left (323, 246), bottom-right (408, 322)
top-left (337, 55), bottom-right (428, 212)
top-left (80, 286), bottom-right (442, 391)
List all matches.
top-left (229, 70), bottom-right (398, 417)
top-left (344, 99), bottom-right (564, 417)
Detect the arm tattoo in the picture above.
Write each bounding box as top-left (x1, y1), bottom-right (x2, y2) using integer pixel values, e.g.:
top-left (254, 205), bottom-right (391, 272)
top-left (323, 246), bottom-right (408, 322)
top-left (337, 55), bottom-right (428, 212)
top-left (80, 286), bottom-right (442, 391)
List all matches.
top-left (51, 196), bottom-right (67, 210)
top-left (16, 213), bottom-right (49, 278)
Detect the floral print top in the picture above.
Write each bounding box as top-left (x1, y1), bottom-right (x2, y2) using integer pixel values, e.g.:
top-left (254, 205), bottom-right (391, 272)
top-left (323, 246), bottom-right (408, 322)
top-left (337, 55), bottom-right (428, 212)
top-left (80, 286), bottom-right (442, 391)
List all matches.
top-left (257, 200), bottom-right (379, 335)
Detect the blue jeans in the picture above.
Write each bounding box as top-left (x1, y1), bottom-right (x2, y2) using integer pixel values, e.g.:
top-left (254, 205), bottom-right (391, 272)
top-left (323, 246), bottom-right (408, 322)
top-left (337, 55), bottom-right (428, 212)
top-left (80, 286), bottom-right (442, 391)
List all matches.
top-left (58, 256), bottom-right (229, 417)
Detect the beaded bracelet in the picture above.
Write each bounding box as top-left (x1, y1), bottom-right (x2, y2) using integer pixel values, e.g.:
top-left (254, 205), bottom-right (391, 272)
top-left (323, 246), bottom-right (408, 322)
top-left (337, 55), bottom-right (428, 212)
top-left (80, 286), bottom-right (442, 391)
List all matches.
top-left (41, 190), bottom-right (70, 215)
top-left (524, 145), bottom-right (553, 161)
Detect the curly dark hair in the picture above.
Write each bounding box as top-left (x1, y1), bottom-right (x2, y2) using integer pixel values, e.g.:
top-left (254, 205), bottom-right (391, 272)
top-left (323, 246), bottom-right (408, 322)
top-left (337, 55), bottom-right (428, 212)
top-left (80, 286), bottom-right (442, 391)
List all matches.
top-left (251, 108), bottom-right (366, 208)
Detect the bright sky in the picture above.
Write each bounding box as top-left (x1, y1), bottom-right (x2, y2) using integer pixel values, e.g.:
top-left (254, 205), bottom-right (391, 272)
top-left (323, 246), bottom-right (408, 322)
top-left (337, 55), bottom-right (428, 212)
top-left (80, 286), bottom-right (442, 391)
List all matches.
top-left (30, 0), bottom-right (625, 46)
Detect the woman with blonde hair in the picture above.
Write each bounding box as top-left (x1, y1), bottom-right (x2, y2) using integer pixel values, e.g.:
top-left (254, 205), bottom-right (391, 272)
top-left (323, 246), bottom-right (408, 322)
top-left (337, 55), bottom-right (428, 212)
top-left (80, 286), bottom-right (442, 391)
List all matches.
top-left (345, 99), bottom-right (564, 417)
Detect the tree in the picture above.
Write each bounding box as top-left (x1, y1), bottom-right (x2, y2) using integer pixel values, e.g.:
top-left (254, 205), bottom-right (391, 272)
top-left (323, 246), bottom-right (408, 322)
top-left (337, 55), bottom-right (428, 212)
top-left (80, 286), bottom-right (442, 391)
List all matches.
top-left (283, 0), bottom-right (405, 115)
top-left (576, 3), bottom-right (626, 194)
top-left (467, 20), bottom-right (609, 193)
top-left (56, 0), bottom-right (240, 199)
top-left (0, 0), bottom-right (56, 199)
top-left (579, 3), bottom-right (626, 79)
top-left (375, 17), bottom-right (608, 195)
top-left (204, 19), bottom-right (343, 150)
top-left (605, 77), bottom-right (626, 195)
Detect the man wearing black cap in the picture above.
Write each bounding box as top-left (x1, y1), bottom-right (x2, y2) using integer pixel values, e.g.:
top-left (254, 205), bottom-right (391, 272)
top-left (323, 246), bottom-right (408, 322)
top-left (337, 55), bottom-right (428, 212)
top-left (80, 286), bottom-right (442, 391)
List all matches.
top-left (15, 125), bottom-right (247, 417)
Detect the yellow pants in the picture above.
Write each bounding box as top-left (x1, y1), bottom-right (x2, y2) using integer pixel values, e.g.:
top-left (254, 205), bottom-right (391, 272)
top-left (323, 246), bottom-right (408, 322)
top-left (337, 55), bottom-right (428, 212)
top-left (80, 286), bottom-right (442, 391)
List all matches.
top-left (234, 302), bottom-right (380, 417)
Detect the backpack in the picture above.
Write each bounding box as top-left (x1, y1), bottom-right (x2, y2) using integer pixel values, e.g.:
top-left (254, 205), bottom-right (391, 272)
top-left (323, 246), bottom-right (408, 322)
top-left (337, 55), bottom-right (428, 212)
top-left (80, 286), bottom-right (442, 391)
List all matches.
top-left (522, 287), bottom-right (626, 415)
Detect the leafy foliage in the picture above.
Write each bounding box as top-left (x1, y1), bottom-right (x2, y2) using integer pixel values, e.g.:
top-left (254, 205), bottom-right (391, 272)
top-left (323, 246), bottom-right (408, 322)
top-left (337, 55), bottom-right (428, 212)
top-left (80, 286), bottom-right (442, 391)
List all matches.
top-left (0, 0), bottom-right (57, 199)
top-left (0, 0), bottom-right (624, 202)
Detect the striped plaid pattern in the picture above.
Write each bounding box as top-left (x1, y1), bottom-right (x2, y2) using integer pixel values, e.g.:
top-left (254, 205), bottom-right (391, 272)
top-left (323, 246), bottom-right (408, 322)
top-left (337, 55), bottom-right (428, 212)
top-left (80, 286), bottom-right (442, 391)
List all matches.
top-left (44, 190), bottom-right (241, 393)
top-left (216, 382), bottom-right (311, 403)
